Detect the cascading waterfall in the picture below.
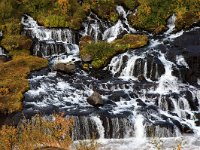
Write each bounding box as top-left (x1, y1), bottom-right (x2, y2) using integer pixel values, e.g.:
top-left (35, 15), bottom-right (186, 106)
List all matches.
top-left (19, 5), bottom-right (200, 149)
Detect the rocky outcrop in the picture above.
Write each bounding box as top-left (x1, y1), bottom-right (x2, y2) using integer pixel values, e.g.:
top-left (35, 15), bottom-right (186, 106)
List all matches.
top-left (169, 28), bottom-right (200, 83)
top-left (87, 91), bottom-right (103, 107)
top-left (80, 34), bottom-right (148, 69)
top-left (53, 62), bottom-right (75, 74)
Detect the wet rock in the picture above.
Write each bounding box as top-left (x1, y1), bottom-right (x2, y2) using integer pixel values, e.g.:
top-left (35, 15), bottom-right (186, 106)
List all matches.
top-left (0, 55), bottom-right (8, 64)
top-left (137, 74), bottom-right (147, 82)
top-left (183, 91), bottom-right (199, 111)
top-left (87, 91), bottom-right (104, 107)
top-left (173, 28), bottom-right (200, 83)
top-left (108, 91), bottom-right (129, 102)
top-left (89, 69), bottom-right (112, 80)
top-left (53, 62), bottom-right (75, 74)
top-left (195, 120), bottom-right (200, 126)
top-left (146, 55), bottom-right (165, 81)
top-left (181, 124), bottom-right (194, 133)
top-left (194, 112), bottom-right (200, 120)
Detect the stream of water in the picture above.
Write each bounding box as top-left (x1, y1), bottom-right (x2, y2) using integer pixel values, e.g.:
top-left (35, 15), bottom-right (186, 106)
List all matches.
top-left (20, 6), bottom-right (200, 149)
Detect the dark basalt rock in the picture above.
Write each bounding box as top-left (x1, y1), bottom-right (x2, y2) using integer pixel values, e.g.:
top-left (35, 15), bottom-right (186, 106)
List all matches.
top-left (173, 28), bottom-right (200, 83)
top-left (182, 90), bottom-right (199, 111)
top-left (195, 120), bottom-right (200, 126)
top-left (87, 91), bottom-right (104, 107)
top-left (108, 90), bottom-right (129, 102)
top-left (146, 55), bottom-right (165, 81)
top-left (137, 74), bottom-right (147, 82)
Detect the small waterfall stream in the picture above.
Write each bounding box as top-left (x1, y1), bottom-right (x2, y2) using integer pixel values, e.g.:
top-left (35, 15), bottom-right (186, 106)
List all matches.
top-left (19, 5), bottom-right (200, 149)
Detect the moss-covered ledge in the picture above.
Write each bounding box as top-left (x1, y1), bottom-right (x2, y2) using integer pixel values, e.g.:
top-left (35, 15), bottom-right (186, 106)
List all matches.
top-left (80, 34), bottom-right (148, 69)
top-left (0, 51), bottom-right (48, 113)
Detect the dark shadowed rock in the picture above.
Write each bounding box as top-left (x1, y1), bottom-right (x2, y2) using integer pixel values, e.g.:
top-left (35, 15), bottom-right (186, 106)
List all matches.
top-left (53, 62), bottom-right (75, 74)
top-left (137, 74), bottom-right (147, 82)
top-left (87, 91), bottom-right (103, 107)
top-left (0, 55), bottom-right (8, 64)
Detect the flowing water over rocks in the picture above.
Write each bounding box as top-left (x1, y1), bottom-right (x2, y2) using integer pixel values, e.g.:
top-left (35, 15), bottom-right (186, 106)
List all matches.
top-left (19, 6), bottom-right (200, 149)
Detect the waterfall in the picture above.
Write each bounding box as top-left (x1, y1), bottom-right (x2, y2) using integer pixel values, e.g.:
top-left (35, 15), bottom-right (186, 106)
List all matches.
top-left (21, 15), bottom-right (79, 57)
top-left (90, 116), bottom-right (105, 139)
top-left (134, 115), bottom-right (146, 138)
top-left (165, 14), bottom-right (176, 35)
top-left (176, 55), bottom-right (189, 68)
top-left (18, 5), bottom-right (200, 148)
top-left (103, 6), bottom-right (136, 42)
top-left (0, 47), bottom-right (4, 55)
top-left (154, 53), bottom-right (179, 94)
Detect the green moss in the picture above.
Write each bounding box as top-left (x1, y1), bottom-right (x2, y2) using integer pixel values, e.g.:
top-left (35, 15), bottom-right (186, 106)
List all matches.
top-left (42, 15), bottom-right (66, 27)
top-left (115, 0), bottom-right (138, 10)
top-left (1, 35), bottom-right (32, 52)
top-left (80, 34), bottom-right (148, 69)
top-left (90, 0), bottom-right (119, 23)
top-left (0, 54), bottom-right (48, 113)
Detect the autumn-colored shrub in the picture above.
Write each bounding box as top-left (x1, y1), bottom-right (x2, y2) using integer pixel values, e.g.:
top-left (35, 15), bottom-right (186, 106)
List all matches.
top-left (0, 114), bottom-right (73, 150)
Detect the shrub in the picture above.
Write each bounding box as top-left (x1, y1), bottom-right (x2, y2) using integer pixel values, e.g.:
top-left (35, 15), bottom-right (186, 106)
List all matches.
top-left (0, 114), bottom-right (73, 150)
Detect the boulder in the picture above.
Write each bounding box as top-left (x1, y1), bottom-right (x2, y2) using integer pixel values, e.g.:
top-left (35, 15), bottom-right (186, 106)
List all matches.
top-left (53, 62), bottom-right (75, 74)
top-left (87, 91), bottom-right (103, 107)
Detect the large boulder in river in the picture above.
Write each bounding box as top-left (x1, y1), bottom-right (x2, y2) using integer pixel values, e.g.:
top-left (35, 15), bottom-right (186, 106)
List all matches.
top-left (87, 91), bottom-right (104, 107)
top-left (53, 62), bottom-right (75, 74)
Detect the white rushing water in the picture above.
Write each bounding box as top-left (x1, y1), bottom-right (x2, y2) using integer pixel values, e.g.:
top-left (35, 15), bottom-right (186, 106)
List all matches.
top-left (20, 6), bottom-right (200, 150)
top-left (103, 6), bottom-right (136, 42)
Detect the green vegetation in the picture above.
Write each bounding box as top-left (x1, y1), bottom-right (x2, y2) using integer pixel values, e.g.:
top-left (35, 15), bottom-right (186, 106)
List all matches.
top-left (175, 0), bottom-right (200, 30)
top-left (128, 0), bottom-right (200, 33)
top-left (0, 0), bottom-right (199, 34)
top-left (80, 34), bottom-right (148, 69)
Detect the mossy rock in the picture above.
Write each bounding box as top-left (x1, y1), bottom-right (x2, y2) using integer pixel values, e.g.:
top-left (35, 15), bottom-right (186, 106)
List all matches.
top-left (80, 34), bottom-right (148, 69)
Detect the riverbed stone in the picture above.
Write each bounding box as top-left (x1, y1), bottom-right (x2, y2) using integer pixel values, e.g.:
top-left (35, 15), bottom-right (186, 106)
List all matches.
top-left (87, 91), bottom-right (104, 107)
top-left (53, 62), bottom-right (75, 74)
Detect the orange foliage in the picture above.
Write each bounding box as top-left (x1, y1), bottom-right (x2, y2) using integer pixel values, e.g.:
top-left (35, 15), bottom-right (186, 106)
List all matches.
top-left (0, 114), bottom-right (73, 150)
top-left (57, 0), bottom-right (69, 14)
